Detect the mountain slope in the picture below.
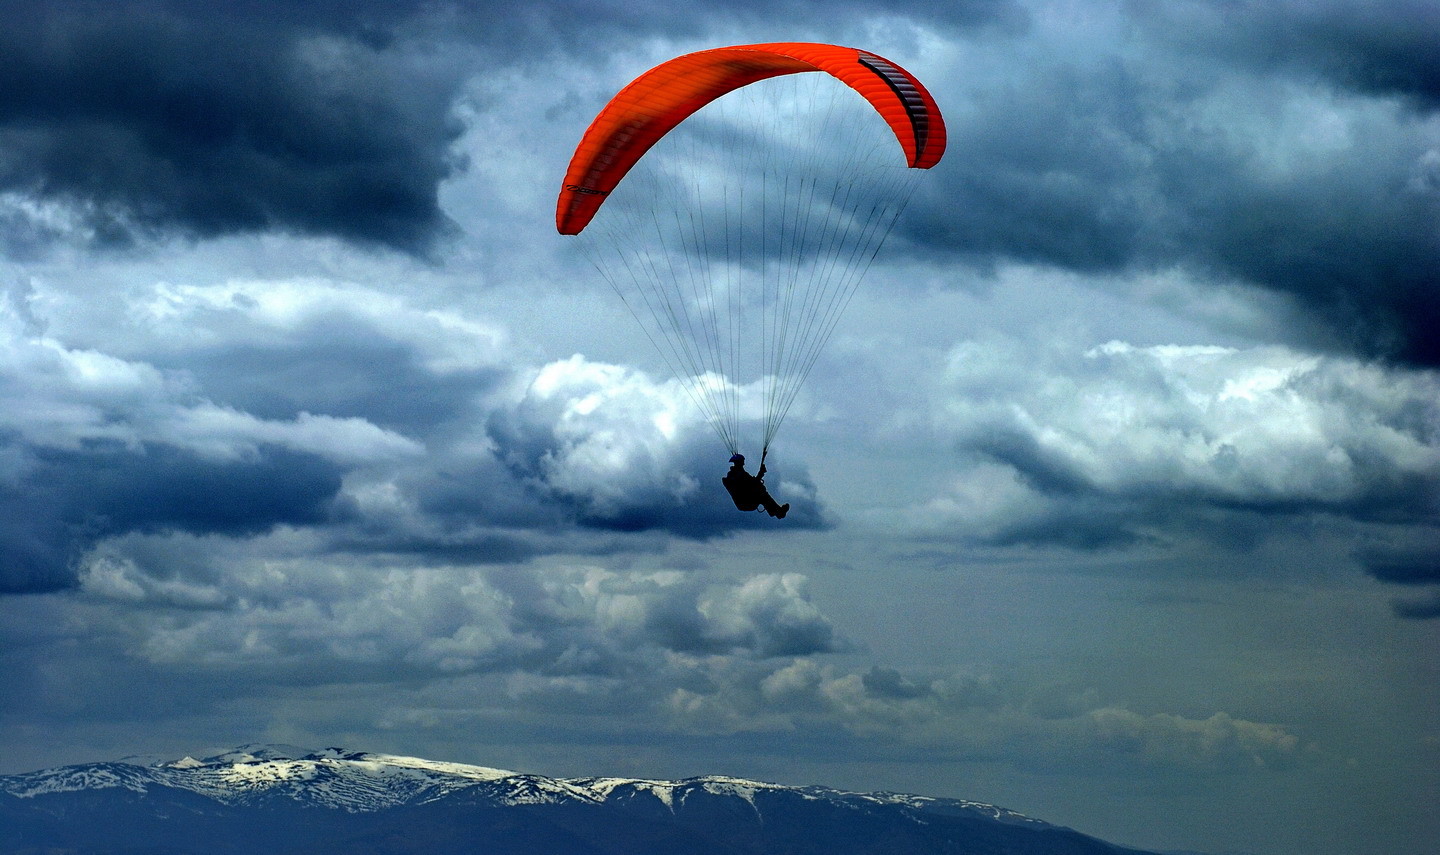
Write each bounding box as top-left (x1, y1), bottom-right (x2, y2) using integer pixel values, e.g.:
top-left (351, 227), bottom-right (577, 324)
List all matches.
top-left (0, 745), bottom-right (1160, 855)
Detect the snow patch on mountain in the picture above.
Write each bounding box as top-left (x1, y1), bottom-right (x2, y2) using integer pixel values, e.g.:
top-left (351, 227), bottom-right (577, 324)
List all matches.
top-left (581, 776), bottom-right (680, 809)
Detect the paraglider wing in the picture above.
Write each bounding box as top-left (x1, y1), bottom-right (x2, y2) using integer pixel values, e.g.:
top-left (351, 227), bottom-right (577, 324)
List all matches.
top-left (556, 42), bottom-right (947, 235)
top-left (556, 42), bottom-right (947, 459)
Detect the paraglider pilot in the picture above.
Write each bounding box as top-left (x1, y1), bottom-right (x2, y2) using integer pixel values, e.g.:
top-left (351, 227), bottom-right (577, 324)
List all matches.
top-left (723, 454), bottom-right (789, 519)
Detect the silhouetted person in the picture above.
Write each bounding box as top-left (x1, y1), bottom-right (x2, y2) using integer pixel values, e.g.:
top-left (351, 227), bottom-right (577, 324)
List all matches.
top-left (722, 453), bottom-right (788, 518)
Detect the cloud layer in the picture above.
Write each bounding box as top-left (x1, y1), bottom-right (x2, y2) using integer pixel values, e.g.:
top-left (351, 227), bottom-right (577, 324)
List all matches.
top-left (0, 273), bottom-right (824, 592)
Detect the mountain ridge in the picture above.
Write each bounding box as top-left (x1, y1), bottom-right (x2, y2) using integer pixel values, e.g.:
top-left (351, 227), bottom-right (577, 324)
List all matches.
top-left (0, 744), bottom-right (1165, 855)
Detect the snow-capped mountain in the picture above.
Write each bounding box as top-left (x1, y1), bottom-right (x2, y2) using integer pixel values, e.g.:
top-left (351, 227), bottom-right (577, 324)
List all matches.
top-left (0, 745), bottom-right (1162, 855)
top-left (3, 744), bottom-right (527, 812)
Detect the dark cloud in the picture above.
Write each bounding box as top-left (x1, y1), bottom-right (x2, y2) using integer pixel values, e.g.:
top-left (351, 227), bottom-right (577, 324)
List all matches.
top-left (157, 315), bottom-right (506, 435)
top-left (1295, 4), bottom-right (1440, 108)
top-left (1360, 546), bottom-right (1440, 619)
top-left (1159, 146), bottom-right (1440, 368)
top-left (1364, 553), bottom-right (1440, 585)
top-left (0, 0), bottom-right (465, 255)
top-left (0, 0), bottom-right (1029, 258)
top-left (1392, 591), bottom-right (1440, 619)
top-left (897, 3), bottom-right (1440, 367)
top-left (905, 58), bottom-right (1158, 275)
top-left (0, 440), bottom-right (343, 593)
top-left (507, 0), bottom-right (1027, 50)
top-left (1136, 0), bottom-right (1440, 110)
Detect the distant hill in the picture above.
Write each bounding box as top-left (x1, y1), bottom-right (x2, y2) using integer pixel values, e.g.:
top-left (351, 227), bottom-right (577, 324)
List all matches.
top-left (0, 744), bottom-right (1163, 855)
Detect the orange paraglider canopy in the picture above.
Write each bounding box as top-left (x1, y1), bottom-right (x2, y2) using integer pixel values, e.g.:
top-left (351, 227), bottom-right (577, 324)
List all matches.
top-left (556, 42), bottom-right (946, 235)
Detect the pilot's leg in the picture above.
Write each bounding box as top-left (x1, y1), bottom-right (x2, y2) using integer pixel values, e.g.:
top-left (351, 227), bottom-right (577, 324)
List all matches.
top-left (759, 491), bottom-right (789, 519)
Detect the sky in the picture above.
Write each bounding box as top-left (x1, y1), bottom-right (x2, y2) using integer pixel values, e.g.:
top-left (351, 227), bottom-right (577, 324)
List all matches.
top-left (0, 1), bottom-right (1436, 854)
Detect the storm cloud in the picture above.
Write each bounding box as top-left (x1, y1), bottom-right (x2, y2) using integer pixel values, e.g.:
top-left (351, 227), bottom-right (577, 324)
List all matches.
top-left (1137, 0), bottom-right (1440, 108)
top-left (900, 1), bottom-right (1440, 366)
top-left (0, 0), bottom-right (468, 254)
top-left (0, 0), bottom-right (1023, 258)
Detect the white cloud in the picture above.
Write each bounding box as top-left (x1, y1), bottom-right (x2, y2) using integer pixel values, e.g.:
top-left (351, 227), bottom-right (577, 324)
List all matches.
top-left (903, 336), bottom-right (1440, 544)
top-left (136, 278), bottom-right (509, 374)
top-left (697, 573), bottom-right (838, 658)
top-left (162, 404), bottom-right (422, 464)
top-left (1080, 707), bottom-right (1301, 770)
top-left (521, 355), bottom-right (700, 499)
top-left (492, 355), bottom-right (714, 515)
top-left (78, 553), bottom-right (232, 610)
top-left (0, 308), bottom-right (420, 467)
